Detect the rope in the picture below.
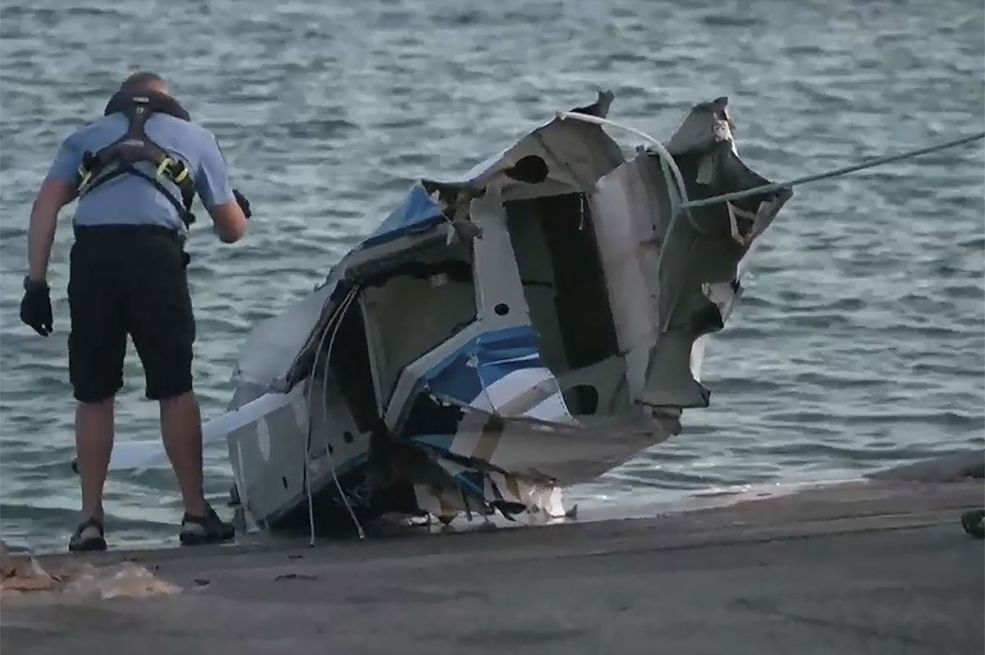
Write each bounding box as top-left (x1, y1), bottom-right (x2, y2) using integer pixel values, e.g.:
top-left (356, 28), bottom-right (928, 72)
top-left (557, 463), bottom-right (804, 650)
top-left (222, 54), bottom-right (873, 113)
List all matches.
top-left (682, 131), bottom-right (985, 209)
top-left (557, 111), bottom-right (721, 235)
top-left (556, 110), bottom-right (692, 209)
top-left (557, 108), bottom-right (983, 213)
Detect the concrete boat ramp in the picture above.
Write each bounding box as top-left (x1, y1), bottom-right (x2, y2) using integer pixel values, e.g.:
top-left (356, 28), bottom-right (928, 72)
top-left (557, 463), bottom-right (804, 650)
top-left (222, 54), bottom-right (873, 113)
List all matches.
top-left (1, 456), bottom-right (982, 655)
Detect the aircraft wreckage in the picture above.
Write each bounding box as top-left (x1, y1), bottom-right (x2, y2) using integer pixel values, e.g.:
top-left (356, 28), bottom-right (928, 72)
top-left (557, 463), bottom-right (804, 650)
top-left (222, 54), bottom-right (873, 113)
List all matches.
top-left (108, 91), bottom-right (793, 534)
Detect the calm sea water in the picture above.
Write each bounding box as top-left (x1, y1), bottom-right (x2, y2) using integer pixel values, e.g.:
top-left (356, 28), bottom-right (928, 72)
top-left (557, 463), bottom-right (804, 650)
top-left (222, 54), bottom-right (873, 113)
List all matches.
top-left (0, 0), bottom-right (982, 554)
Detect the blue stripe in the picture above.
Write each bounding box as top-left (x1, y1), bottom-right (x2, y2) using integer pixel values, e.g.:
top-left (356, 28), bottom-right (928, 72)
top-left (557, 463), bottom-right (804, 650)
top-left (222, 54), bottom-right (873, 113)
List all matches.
top-left (423, 326), bottom-right (543, 405)
top-left (426, 357), bottom-right (484, 405)
top-left (477, 355), bottom-right (543, 389)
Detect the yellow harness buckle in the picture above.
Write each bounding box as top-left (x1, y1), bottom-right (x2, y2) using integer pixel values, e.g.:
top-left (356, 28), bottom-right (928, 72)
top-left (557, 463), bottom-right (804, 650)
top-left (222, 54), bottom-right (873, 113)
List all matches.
top-left (77, 165), bottom-right (92, 191)
top-left (155, 157), bottom-right (173, 180)
top-left (155, 157), bottom-right (190, 185)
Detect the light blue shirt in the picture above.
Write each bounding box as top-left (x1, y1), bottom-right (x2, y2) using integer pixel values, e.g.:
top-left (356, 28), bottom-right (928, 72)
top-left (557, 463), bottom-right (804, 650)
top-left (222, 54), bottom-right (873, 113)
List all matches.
top-left (45, 112), bottom-right (234, 230)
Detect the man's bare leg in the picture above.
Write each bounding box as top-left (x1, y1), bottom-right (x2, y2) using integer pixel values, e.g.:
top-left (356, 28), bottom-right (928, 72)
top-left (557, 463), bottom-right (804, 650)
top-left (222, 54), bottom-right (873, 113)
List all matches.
top-left (75, 398), bottom-right (115, 521)
top-left (160, 391), bottom-right (208, 517)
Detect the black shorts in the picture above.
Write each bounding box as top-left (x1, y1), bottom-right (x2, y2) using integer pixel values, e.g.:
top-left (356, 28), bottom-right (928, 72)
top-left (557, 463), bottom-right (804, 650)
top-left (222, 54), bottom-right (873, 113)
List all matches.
top-left (68, 225), bottom-right (196, 403)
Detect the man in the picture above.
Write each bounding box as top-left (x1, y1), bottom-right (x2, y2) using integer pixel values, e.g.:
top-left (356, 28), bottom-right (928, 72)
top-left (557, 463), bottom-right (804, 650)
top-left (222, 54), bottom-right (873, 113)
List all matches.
top-left (19, 71), bottom-right (251, 552)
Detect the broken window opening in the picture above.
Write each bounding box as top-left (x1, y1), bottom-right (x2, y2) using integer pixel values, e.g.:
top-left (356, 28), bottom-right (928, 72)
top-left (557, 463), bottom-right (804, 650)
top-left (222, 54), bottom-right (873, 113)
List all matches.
top-left (504, 192), bottom-right (620, 415)
top-left (357, 241), bottom-right (478, 411)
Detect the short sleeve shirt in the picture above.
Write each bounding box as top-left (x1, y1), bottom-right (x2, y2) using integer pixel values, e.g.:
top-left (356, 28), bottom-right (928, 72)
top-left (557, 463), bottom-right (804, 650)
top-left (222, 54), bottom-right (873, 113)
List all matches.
top-left (45, 112), bottom-right (234, 230)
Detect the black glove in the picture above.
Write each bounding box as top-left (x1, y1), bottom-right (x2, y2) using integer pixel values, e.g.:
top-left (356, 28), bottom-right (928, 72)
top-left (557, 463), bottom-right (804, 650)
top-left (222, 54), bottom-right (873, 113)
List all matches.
top-left (20, 277), bottom-right (52, 337)
top-left (233, 189), bottom-right (252, 219)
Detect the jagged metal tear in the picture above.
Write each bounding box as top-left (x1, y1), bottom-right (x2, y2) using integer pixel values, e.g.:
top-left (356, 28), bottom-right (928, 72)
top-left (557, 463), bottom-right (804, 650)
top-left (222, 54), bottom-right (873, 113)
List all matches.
top-left (641, 97), bottom-right (792, 410)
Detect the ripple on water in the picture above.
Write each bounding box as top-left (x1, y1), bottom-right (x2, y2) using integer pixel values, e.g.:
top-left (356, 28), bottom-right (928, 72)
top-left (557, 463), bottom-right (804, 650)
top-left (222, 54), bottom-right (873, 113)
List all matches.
top-left (0, 0), bottom-right (982, 554)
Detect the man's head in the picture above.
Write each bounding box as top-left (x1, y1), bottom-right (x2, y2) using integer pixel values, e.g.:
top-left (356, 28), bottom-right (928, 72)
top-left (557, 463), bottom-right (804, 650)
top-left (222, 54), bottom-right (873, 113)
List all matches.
top-left (119, 71), bottom-right (170, 97)
top-left (103, 70), bottom-right (188, 119)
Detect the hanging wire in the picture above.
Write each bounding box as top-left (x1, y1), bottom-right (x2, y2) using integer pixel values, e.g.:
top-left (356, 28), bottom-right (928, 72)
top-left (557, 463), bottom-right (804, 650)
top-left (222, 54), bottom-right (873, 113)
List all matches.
top-left (319, 286), bottom-right (366, 540)
top-left (301, 305), bottom-right (337, 546)
top-left (301, 284), bottom-right (362, 545)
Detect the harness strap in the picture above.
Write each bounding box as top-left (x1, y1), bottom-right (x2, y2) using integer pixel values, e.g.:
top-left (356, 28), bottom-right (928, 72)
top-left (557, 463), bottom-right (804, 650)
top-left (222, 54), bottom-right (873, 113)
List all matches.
top-left (76, 93), bottom-right (198, 228)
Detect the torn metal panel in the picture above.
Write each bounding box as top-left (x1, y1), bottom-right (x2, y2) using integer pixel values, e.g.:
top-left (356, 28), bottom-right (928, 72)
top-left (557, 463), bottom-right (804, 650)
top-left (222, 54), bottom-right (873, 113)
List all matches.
top-left (637, 98), bottom-right (793, 411)
top-left (457, 90), bottom-right (622, 195)
top-left (588, 154), bottom-right (669, 402)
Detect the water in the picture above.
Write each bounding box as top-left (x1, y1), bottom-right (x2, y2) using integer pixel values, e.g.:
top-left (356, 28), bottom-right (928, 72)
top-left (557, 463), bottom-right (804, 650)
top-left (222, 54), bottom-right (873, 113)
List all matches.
top-left (0, 0), bottom-right (982, 554)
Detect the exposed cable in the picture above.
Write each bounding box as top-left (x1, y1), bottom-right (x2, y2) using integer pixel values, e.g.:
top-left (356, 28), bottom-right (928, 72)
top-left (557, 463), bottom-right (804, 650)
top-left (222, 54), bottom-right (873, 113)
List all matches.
top-left (318, 285), bottom-right (366, 540)
top-left (301, 285), bottom-right (358, 546)
top-left (302, 310), bottom-right (334, 546)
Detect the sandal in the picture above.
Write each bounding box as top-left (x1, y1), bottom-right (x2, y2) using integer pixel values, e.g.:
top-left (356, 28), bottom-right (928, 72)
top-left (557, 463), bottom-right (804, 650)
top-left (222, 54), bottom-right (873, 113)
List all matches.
top-left (179, 501), bottom-right (235, 546)
top-left (68, 517), bottom-right (107, 552)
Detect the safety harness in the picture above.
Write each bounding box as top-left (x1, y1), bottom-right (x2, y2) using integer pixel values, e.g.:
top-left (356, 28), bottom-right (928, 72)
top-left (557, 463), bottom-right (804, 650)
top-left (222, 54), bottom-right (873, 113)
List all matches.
top-left (75, 90), bottom-right (198, 228)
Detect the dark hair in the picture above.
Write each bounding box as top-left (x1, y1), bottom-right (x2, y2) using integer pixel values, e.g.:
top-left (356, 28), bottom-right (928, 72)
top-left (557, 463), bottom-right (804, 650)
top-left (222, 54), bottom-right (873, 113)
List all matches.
top-left (119, 71), bottom-right (168, 95)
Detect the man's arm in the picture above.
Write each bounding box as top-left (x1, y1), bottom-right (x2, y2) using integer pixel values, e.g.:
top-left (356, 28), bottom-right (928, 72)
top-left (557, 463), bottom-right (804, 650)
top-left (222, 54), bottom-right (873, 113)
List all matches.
top-left (209, 199), bottom-right (249, 244)
top-left (195, 132), bottom-right (249, 243)
top-left (27, 179), bottom-right (77, 281)
top-left (28, 134), bottom-right (81, 281)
